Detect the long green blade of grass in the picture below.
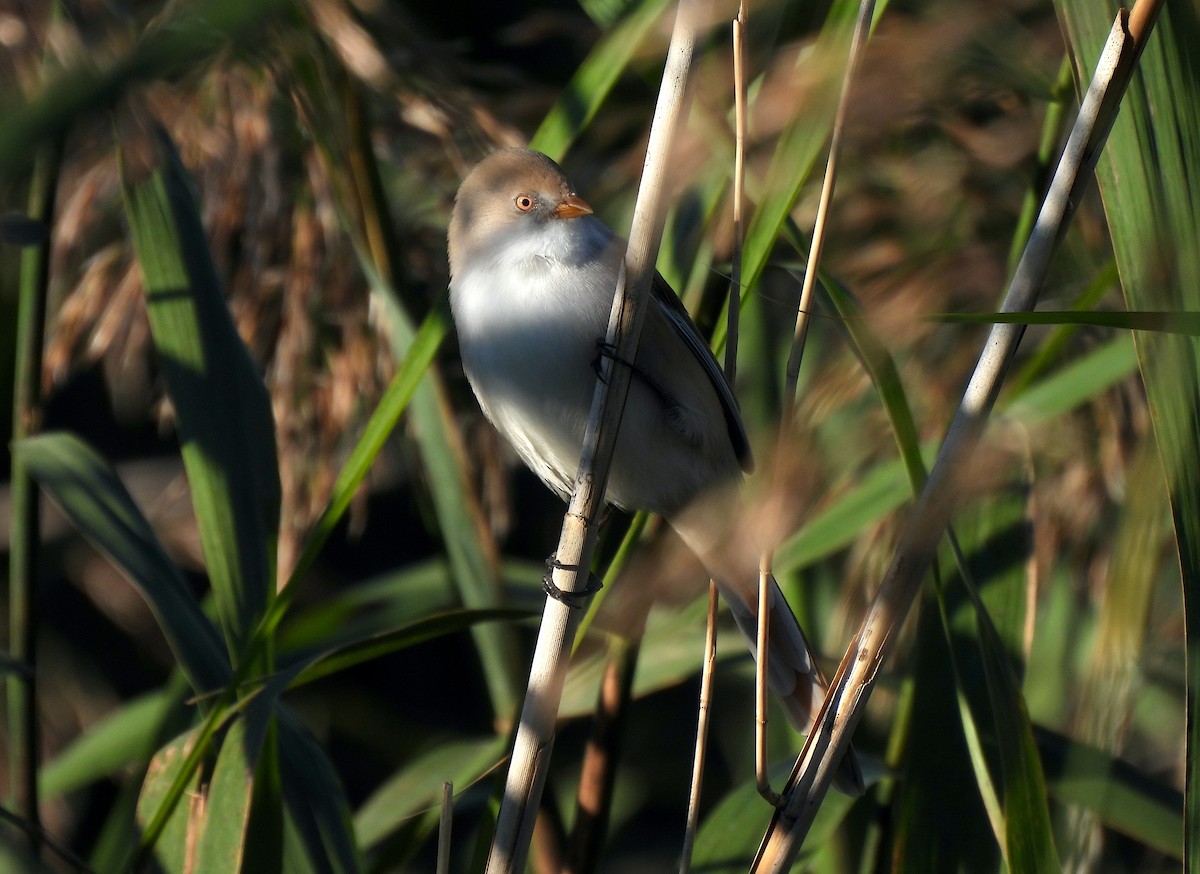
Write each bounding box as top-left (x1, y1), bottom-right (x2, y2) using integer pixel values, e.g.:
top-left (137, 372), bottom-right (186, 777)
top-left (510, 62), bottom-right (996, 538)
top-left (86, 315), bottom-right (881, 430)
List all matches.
top-left (277, 560), bottom-right (460, 653)
top-left (932, 309), bottom-right (1200, 334)
top-left (531, 0), bottom-right (674, 159)
top-left (354, 734), bottom-right (510, 852)
top-left (38, 691), bottom-right (175, 800)
top-left (135, 729), bottom-right (207, 874)
top-left (792, 192), bottom-right (1062, 868)
top-left (8, 138), bottom-right (60, 856)
top-left (946, 504), bottom-right (1059, 871)
top-left (121, 126), bottom-right (281, 657)
top-left (1055, 2), bottom-right (1200, 866)
top-left (368, 284), bottom-right (525, 723)
top-left (817, 270), bottom-right (927, 491)
top-left (1040, 726), bottom-right (1184, 858)
top-left (16, 432), bottom-right (231, 693)
top-left (289, 48), bottom-right (527, 720)
top-left (122, 124), bottom-right (290, 870)
top-left (285, 608), bottom-right (529, 691)
top-left (193, 716), bottom-right (267, 874)
top-left (823, 269), bottom-right (1059, 866)
top-left (278, 710), bottom-right (362, 874)
top-left (287, 305), bottom-right (448, 591)
top-left (1003, 334), bottom-right (1137, 423)
top-left (38, 679), bottom-right (190, 803)
top-left (893, 592), bottom-right (1000, 872)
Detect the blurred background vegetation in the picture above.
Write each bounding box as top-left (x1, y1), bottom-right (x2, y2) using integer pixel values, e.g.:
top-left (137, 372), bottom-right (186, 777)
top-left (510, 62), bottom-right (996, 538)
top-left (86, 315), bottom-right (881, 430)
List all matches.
top-left (0, 0), bottom-right (1195, 871)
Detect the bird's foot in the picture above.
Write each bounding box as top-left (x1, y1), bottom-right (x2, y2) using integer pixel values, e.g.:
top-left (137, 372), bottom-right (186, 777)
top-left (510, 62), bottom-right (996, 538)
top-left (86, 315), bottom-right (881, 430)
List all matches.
top-left (542, 553), bottom-right (604, 608)
top-left (592, 338), bottom-right (647, 384)
top-left (591, 339), bottom-right (623, 384)
top-left (591, 338), bottom-right (675, 407)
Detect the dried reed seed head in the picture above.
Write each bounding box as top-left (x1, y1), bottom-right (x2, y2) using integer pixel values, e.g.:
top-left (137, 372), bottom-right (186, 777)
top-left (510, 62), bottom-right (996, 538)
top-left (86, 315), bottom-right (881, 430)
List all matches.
top-left (41, 63), bottom-right (404, 548)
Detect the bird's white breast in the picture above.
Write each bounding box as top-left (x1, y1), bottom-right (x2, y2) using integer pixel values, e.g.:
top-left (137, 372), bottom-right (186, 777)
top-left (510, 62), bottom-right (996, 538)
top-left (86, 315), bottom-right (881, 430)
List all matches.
top-left (450, 217), bottom-right (619, 497)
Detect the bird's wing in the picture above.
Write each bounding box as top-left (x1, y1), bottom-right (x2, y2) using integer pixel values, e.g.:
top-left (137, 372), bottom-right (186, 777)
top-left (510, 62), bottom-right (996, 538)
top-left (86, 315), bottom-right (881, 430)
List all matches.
top-left (651, 273), bottom-right (753, 472)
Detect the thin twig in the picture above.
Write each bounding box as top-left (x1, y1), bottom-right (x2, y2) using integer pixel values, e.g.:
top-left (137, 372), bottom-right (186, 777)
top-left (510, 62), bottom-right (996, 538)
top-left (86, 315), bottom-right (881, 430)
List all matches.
top-left (484, 4), bottom-right (704, 871)
top-left (781, 0), bottom-right (876, 418)
top-left (754, 553), bottom-right (780, 804)
top-left (724, 2), bottom-right (747, 384)
top-left (8, 117), bottom-right (62, 864)
top-left (755, 0), bottom-right (877, 805)
top-left (751, 5), bottom-right (1163, 868)
top-left (683, 4), bottom-right (750, 858)
top-left (726, 0), bottom-right (781, 808)
top-left (436, 782), bottom-right (453, 874)
top-left (679, 581), bottom-right (720, 874)
top-left (8, 10), bottom-right (68, 857)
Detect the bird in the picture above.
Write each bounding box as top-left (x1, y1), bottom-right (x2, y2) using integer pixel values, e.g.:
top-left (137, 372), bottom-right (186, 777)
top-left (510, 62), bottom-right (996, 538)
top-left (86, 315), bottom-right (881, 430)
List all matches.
top-left (447, 148), bottom-right (863, 795)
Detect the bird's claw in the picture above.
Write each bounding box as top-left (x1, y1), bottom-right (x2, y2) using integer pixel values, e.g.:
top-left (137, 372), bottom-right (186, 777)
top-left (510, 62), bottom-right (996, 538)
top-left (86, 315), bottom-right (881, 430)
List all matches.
top-left (542, 553), bottom-right (604, 608)
top-left (591, 339), bottom-right (621, 383)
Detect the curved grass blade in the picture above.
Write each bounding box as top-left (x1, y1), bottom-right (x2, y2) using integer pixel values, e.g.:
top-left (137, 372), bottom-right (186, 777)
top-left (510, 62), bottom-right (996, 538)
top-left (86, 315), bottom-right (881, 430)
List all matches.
top-left (354, 734), bottom-right (509, 852)
top-left (295, 49), bottom-right (526, 720)
top-left (16, 432), bottom-right (230, 693)
top-left (1039, 727), bottom-right (1183, 858)
top-left (136, 729), bottom-right (207, 874)
top-left (790, 250), bottom-right (1060, 864)
top-left (366, 284), bottom-right (524, 722)
top-left (815, 267), bottom-right (926, 491)
top-left (286, 305), bottom-right (448, 591)
top-left (823, 287), bottom-right (1058, 868)
top-left (530, 0), bottom-right (675, 159)
top-left (193, 717), bottom-right (262, 874)
top-left (285, 608), bottom-right (530, 690)
top-left (121, 126), bottom-right (280, 656)
top-left (932, 309), bottom-right (1200, 335)
top-left (1004, 334), bottom-right (1136, 424)
top-left (278, 560), bottom-right (459, 654)
top-left (279, 710), bottom-right (362, 874)
top-left (892, 593), bottom-right (1000, 872)
top-left (941, 499), bottom-right (1057, 871)
top-left (39, 686), bottom-right (182, 801)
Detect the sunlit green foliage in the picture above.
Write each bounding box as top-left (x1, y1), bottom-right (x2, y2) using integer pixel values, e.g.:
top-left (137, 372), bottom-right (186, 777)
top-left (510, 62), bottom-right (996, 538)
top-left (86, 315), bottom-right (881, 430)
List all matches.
top-left (0, 0), bottom-right (1193, 871)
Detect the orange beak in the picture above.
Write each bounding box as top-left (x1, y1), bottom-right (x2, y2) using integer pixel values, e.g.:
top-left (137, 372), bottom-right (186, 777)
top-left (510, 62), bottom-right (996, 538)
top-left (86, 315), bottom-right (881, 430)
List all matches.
top-left (554, 194), bottom-right (593, 219)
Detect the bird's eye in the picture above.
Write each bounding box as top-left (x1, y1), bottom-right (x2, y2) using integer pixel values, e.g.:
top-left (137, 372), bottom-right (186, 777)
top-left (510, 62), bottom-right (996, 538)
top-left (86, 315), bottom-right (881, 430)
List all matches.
top-left (514, 194), bottom-right (536, 212)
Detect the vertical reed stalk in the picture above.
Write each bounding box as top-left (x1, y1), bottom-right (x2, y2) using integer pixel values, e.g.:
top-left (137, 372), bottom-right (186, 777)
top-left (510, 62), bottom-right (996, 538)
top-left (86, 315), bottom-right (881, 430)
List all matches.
top-left (8, 133), bottom-right (63, 856)
top-left (484, 3), bottom-right (703, 869)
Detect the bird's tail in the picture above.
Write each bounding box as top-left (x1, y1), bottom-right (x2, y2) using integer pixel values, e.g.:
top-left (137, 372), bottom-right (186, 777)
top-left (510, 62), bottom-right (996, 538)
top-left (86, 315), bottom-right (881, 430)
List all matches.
top-left (670, 497), bottom-right (865, 796)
